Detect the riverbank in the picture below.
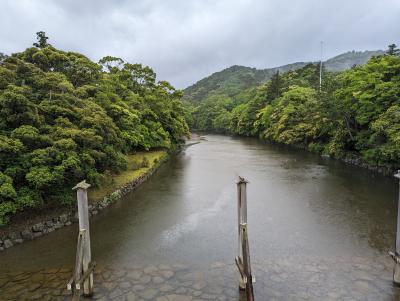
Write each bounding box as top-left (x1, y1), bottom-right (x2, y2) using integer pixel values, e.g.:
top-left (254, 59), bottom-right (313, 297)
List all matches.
top-left (279, 141), bottom-right (396, 176)
top-left (197, 130), bottom-right (397, 176)
top-left (269, 137), bottom-right (397, 176)
top-left (0, 150), bottom-right (169, 251)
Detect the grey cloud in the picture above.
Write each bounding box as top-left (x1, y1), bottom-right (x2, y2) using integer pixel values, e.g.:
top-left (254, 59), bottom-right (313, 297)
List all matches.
top-left (1, 0), bottom-right (399, 88)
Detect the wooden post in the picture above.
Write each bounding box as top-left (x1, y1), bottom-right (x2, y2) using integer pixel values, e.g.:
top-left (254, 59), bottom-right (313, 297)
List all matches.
top-left (237, 177), bottom-right (248, 289)
top-left (235, 176), bottom-right (255, 300)
top-left (390, 170), bottom-right (400, 285)
top-left (240, 223), bottom-right (255, 301)
top-left (73, 180), bottom-right (93, 296)
top-left (71, 230), bottom-right (85, 301)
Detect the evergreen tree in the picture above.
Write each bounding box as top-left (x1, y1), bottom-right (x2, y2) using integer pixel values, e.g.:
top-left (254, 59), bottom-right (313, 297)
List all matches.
top-left (386, 44), bottom-right (400, 56)
top-left (0, 52), bottom-right (7, 63)
top-left (265, 71), bottom-right (282, 102)
top-left (33, 31), bottom-right (49, 48)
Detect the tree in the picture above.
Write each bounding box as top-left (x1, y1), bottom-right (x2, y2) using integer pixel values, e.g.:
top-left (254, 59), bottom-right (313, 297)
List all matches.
top-left (99, 56), bottom-right (124, 73)
top-left (262, 86), bottom-right (328, 147)
top-left (33, 31), bottom-right (50, 48)
top-left (265, 71), bottom-right (283, 102)
top-left (386, 44), bottom-right (400, 56)
top-left (0, 52), bottom-right (8, 63)
top-left (0, 172), bottom-right (18, 225)
top-left (332, 54), bottom-right (400, 162)
top-left (367, 104), bottom-right (400, 165)
top-left (0, 86), bottom-right (40, 128)
top-left (193, 95), bottom-right (233, 132)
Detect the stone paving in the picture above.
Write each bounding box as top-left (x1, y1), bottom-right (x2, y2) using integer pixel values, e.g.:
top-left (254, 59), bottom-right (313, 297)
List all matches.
top-left (1, 256), bottom-right (400, 300)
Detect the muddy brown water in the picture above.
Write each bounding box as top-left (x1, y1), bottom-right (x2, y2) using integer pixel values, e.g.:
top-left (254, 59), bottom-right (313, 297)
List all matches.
top-left (0, 134), bottom-right (399, 300)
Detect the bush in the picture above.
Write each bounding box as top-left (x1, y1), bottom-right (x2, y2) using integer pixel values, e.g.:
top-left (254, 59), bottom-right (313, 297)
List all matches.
top-left (308, 142), bottom-right (324, 153)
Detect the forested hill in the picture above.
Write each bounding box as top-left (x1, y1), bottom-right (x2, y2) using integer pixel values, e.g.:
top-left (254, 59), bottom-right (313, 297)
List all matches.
top-left (183, 62), bottom-right (308, 103)
top-left (0, 33), bottom-right (189, 225)
top-left (324, 50), bottom-right (385, 71)
top-left (183, 50), bottom-right (383, 103)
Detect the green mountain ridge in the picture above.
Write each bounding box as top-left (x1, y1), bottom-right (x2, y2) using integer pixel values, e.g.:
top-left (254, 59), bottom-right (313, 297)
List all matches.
top-left (183, 50), bottom-right (384, 103)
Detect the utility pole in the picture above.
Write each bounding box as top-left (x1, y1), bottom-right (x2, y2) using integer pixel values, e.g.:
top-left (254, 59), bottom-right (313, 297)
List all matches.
top-left (319, 41), bottom-right (323, 91)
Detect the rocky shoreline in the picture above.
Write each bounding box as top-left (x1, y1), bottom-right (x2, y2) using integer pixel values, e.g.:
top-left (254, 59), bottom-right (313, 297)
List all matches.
top-left (339, 153), bottom-right (396, 176)
top-left (269, 138), bottom-right (397, 177)
top-left (282, 140), bottom-right (397, 176)
top-left (0, 153), bottom-right (169, 252)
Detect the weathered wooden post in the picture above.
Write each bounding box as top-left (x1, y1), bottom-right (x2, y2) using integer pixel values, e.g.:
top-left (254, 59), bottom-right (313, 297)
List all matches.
top-left (236, 177), bottom-right (247, 289)
top-left (240, 223), bottom-right (255, 301)
top-left (390, 170), bottom-right (400, 285)
top-left (67, 180), bottom-right (95, 299)
top-left (235, 177), bottom-right (255, 300)
top-left (74, 180), bottom-right (93, 296)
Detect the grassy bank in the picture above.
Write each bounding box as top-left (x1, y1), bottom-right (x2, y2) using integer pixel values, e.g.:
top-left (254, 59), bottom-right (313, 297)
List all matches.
top-left (88, 150), bottom-right (167, 203)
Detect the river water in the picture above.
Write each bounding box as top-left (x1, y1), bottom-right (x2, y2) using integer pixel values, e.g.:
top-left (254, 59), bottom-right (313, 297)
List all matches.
top-left (0, 134), bottom-right (399, 300)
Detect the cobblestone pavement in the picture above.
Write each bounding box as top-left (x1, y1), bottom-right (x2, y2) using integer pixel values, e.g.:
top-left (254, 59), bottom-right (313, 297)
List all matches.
top-left (1, 256), bottom-right (399, 300)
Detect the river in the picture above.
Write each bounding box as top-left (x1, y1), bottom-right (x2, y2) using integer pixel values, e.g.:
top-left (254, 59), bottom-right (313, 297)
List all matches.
top-left (0, 134), bottom-right (399, 300)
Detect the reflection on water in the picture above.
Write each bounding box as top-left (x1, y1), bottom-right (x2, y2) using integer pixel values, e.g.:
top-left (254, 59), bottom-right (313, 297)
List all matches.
top-left (0, 134), bottom-right (399, 300)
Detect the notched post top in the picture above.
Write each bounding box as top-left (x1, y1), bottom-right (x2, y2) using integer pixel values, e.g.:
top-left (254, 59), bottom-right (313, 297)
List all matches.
top-left (237, 176), bottom-right (249, 184)
top-left (73, 180), bottom-right (91, 191)
top-left (395, 170), bottom-right (400, 179)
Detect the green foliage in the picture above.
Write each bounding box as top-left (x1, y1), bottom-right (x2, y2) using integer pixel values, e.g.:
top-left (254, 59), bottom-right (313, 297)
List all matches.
top-left (367, 104), bottom-right (400, 164)
top-left (0, 172), bottom-right (17, 225)
top-left (0, 34), bottom-right (189, 224)
top-left (262, 86), bottom-right (327, 146)
top-left (191, 94), bottom-right (234, 132)
top-left (332, 55), bottom-right (400, 158)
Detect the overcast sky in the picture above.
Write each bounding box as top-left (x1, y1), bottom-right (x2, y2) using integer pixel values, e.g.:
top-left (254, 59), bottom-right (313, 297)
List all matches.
top-left (1, 0), bottom-right (400, 88)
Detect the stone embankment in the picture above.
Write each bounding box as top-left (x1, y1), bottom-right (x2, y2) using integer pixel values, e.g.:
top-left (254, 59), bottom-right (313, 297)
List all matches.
top-left (340, 154), bottom-right (395, 176)
top-left (0, 154), bottom-right (169, 251)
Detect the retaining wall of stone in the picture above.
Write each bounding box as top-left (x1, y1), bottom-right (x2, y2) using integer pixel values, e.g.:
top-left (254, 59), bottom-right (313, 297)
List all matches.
top-left (0, 153), bottom-right (169, 251)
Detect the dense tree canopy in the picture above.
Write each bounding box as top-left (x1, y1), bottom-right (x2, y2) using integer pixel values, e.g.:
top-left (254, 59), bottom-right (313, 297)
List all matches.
top-left (0, 34), bottom-right (188, 225)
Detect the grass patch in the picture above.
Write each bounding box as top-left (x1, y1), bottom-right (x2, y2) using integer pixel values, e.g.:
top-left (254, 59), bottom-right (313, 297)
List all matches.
top-left (88, 150), bottom-right (167, 203)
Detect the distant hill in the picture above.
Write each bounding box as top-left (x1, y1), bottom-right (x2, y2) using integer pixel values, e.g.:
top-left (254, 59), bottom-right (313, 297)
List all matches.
top-left (324, 50), bottom-right (384, 71)
top-left (183, 50), bottom-right (384, 103)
